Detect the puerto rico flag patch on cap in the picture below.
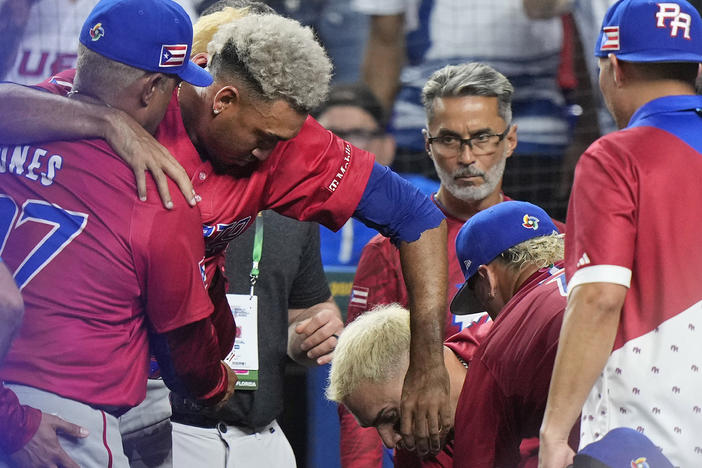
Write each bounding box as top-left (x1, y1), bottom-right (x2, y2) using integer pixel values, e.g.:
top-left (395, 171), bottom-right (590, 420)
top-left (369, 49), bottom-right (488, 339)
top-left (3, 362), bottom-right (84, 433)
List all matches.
top-left (600, 26), bottom-right (620, 51)
top-left (160, 44), bottom-right (187, 67)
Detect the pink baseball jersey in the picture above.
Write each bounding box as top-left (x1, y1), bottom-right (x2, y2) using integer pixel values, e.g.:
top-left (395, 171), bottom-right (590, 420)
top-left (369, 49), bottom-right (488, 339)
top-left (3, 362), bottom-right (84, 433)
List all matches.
top-left (565, 95), bottom-right (702, 466)
top-left (0, 138), bottom-right (213, 410)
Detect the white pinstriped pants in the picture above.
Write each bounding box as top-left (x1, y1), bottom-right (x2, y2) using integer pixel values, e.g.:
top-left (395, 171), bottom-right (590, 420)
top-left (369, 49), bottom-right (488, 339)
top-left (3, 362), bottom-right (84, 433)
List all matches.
top-left (0, 383), bottom-right (129, 468)
top-left (171, 419), bottom-right (296, 468)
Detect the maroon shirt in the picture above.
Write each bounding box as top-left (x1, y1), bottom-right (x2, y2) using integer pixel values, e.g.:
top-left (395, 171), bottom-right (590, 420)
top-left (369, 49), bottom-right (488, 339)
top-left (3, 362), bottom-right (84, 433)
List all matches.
top-left (453, 263), bottom-right (571, 468)
top-left (0, 138), bottom-right (221, 451)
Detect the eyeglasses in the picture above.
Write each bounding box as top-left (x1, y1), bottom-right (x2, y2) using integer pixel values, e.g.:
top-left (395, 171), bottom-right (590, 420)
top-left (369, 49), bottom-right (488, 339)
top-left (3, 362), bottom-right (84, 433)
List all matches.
top-left (427, 125), bottom-right (511, 157)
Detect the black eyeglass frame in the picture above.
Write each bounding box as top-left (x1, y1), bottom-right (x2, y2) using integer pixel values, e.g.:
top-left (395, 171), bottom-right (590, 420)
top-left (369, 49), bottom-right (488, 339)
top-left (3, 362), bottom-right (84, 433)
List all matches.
top-left (426, 125), bottom-right (511, 154)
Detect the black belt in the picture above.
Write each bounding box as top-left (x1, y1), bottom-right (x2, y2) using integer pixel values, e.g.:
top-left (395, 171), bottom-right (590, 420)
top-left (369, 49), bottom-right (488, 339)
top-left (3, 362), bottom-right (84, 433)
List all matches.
top-left (171, 412), bottom-right (222, 429)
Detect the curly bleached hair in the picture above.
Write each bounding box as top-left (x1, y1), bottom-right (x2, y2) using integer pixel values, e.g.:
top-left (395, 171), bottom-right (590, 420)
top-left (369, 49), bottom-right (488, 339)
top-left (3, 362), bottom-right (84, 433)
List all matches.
top-left (192, 1), bottom-right (274, 55)
top-left (207, 14), bottom-right (332, 113)
top-left (496, 233), bottom-right (564, 273)
top-left (192, 7), bottom-right (248, 56)
top-left (326, 304), bottom-right (410, 404)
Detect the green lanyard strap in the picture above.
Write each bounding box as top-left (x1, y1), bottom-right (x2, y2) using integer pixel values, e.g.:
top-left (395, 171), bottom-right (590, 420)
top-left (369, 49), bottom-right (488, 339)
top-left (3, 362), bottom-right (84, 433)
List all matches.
top-left (249, 212), bottom-right (264, 297)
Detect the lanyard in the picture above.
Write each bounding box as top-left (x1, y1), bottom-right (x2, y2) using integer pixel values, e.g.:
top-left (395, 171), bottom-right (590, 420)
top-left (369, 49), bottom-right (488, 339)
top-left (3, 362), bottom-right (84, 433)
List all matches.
top-left (249, 212), bottom-right (264, 297)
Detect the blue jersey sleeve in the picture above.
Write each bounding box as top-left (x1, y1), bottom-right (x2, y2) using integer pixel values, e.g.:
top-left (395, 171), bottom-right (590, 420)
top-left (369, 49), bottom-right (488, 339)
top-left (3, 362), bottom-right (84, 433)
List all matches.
top-left (353, 163), bottom-right (445, 245)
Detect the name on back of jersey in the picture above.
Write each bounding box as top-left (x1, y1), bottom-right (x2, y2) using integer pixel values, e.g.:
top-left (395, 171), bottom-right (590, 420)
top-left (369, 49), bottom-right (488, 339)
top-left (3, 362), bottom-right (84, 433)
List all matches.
top-left (0, 144), bottom-right (63, 186)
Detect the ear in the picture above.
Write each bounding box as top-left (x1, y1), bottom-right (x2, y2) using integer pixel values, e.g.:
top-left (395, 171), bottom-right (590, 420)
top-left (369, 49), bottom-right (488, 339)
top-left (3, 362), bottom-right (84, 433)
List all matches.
top-left (190, 52), bottom-right (209, 68)
top-left (476, 265), bottom-right (498, 300)
top-left (141, 73), bottom-right (171, 107)
top-left (212, 85), bottom-right (240, 116)
top-left (504, 123), bottom-right (518, 159)
top-left (422, 128), bottom-right (433, 158)
top-left (609, 53), bottom-right (624, 87)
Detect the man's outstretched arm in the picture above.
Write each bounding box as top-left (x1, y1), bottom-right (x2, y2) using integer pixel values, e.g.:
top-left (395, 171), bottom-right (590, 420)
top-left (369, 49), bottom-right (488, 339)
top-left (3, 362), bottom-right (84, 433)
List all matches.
top-left (353, 164), bottom-right (450, 456)
top-left (398, 220), bottom-right (451, 457)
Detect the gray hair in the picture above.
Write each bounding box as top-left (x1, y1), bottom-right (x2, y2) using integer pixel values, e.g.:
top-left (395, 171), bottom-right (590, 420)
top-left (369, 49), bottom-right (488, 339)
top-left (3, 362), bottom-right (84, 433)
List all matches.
top-left (326, 304), bottom-right (410, 403)
top-left (422, 62), bottom-right (513, 125)
top-left (207, 14), bottom-right (332, 113)
top-left (74, 44), bottom-right (150, 102)
top-left (496, 233), bottom-right (564, 273)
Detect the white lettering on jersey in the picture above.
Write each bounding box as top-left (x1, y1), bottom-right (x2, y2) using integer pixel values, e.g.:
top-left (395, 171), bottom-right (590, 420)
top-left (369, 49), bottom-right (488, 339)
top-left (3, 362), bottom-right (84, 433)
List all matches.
top-left (544, 269), bottom-right (568, 297)
top-left (656, 3), bottom-right (692, 39)
top-left (197, 258), bottom-right (208, 289)
top-left (25, 148), bottom-right (47, 181)
top-left (327, 143), bottom-right (352, 192)
top-left (0, 145), bottom-right (62, 186)
top-left (451, 311), bottom-right (490, 331)
top-left (202, 216), bottom-right (252, 257)
top-left (42, 155), bottom-right (63, 186)
top-left (9, 145), bottom-right (29, 175)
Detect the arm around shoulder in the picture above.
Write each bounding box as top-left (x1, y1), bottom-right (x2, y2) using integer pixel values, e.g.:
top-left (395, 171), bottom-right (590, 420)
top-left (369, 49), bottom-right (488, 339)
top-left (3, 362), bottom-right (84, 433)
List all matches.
top-left (0, 81), bottom-right (117, 144)
top-left (0, 81), bottom-right (193, 208)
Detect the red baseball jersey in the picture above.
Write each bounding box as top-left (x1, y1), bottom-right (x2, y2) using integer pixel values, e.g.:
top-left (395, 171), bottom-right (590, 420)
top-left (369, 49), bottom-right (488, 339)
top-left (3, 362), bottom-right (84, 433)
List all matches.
top-left (452, 264), bottom-right (569, 468)
top-left (0, 138), bottom-right (212, 410)
top-left (154, 94), bottom-right (375, 279)
top-left (565, 95), bottom-right (702, 466)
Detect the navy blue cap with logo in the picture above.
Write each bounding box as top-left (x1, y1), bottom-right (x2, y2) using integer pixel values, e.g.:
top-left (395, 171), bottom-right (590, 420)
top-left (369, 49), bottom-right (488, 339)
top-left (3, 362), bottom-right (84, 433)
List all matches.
top-left (571, 427), bottom-right (674, 468)
top-left (450, 201), bottom-right (558, 315)
top-left (596, 0), bottom-right (702, 63)
top-left (79, 0), bottom-right (213, 87)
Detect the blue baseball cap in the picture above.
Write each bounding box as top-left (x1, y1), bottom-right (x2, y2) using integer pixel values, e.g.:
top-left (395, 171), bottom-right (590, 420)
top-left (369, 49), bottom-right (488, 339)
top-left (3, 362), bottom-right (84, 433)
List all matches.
top-left (450, 201), bottom-right (558, 315)
top-left (595, 0), bottom-right (702, 63)
top-left (572, 427), bottom-right (674, 468)
top-left (79, 0), bottom-right (213, 87)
